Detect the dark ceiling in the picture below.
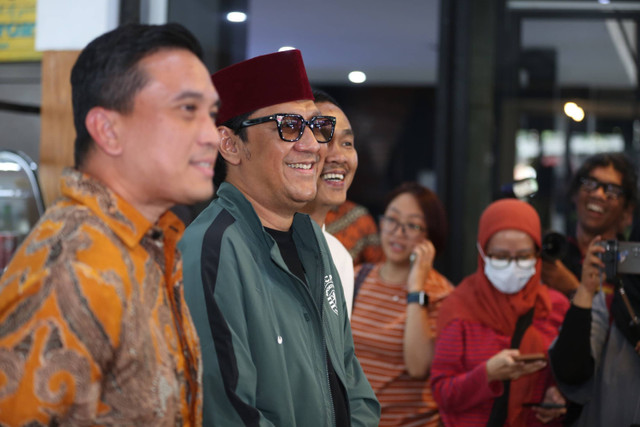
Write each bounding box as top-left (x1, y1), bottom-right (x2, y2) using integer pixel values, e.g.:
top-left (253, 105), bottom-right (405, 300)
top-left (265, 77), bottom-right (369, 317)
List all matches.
top-left (246, 0), bottom-right (639, 88)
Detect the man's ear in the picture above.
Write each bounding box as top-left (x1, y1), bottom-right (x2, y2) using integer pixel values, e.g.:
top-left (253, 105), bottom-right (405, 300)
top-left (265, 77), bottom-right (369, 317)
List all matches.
top-left (85, 107), bottom-right (123, 156)
top-left (218, 126), bottom-right (241, 166)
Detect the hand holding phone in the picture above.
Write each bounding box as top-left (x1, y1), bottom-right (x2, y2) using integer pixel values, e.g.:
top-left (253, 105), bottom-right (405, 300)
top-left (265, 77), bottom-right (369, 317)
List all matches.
top-left (522, 402), bottom-right (566, 409)
top-left (526, 385), bottom-right (567, 424)
top-left (486, 349), bottom-right (546, 382)
top-left (513, 352), bottom-right (546, 363)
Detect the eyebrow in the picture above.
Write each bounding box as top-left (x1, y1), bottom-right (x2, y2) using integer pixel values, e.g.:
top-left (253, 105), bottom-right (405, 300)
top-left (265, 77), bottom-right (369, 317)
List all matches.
top-left (387, 207), bottom-right (424, 219)
top-left (489, 248), bottom-right (536, 255)
top-left (586, 175), bottom-right (622, 186)
top-left (173, 91), bottom-right (221, 110)
top-left (173, 90), bottom-right (205, 101)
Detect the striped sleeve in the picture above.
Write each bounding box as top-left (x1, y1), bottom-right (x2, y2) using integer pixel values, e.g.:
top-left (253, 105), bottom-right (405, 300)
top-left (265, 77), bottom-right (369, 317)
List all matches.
top-left (431, 319), bottom-right (503, 414)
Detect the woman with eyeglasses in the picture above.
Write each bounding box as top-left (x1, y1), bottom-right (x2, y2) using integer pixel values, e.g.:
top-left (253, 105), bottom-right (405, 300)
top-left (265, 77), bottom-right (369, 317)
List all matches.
top-left (431, 198), bottom-right (570, 426)
top-left (350, 182), bottom-right (454, 427)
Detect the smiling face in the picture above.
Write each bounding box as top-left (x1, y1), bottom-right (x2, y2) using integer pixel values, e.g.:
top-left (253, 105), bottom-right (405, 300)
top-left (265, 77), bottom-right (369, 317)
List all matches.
top-left (380, 192), bottom-right (427, 264)
top-left (574, 165), bottom-right (627, 238)
top-left (314, 102), bottom-right (357, 208)
top-left (230, 99), bottom-right (325, 221)
top-left (111, 48), bottom-right (221, 216)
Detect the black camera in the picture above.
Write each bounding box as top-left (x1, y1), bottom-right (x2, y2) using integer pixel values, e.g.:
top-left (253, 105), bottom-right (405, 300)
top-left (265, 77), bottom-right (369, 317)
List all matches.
top-left (596, 240), bottom-right (640, 282)
top-left (541, 231), bottom-right (568, 262)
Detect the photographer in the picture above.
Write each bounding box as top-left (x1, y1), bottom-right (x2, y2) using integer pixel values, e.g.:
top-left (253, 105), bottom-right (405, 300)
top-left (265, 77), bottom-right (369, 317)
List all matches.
top-left (542, 153), bottom-right (636, 297)
top-left (547, 153), bottom-right (640, 426)
top-left (549, 236), bottom-right (640, 427)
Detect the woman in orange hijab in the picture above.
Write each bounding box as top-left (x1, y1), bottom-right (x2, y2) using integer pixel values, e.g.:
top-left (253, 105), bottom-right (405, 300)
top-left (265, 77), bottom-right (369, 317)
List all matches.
top-left (430, 199), bottom-right (569, 426)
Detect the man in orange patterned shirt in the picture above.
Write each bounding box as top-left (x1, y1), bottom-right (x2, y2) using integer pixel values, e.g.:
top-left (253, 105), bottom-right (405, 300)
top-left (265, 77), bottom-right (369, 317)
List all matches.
top-left (325, 199), bottom-right (385, 265)
top-left (0, 23), bottom-right (220, 426)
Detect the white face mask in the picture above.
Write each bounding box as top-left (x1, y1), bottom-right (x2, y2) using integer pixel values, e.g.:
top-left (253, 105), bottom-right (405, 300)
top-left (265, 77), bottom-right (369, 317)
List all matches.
top-left (477, 242), bottom-right (536, 294)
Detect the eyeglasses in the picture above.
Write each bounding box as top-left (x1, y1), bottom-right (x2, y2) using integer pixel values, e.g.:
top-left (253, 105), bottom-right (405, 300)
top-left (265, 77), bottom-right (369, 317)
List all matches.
top-left (580, 176), bottom-right (625, 200)
top-left (239, 114), bottom-right (336, 143)
top-left (379, 215), bottom-right (426, 238)
top-left (485, 254), bottom-right (538, 269)
top-left (477, 243), bottom-right (538, 269)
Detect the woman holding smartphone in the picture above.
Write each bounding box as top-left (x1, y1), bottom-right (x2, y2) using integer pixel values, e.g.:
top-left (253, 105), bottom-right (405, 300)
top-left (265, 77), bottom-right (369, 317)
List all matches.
top-left (350, 182), bottom-right (453, 426)
top-left (431, 198), bottom-right (569, 426)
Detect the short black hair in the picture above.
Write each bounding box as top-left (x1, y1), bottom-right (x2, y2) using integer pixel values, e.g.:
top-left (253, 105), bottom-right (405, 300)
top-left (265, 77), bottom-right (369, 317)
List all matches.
top-left (71, 23), bottom-right (204, 168)
top-left (383, 182), bottom-right (449, 255)
top-left (569, 152), bottom-right (638, 208)
top-left (312, 88), bottom-right (342, 109)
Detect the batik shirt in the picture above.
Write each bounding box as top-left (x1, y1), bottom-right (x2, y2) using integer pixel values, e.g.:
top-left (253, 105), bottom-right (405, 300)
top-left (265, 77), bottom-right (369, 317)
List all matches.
top-left (325, 200), bottom-right (384, 266)
top-left (0, 169), bottom-right (202, 426)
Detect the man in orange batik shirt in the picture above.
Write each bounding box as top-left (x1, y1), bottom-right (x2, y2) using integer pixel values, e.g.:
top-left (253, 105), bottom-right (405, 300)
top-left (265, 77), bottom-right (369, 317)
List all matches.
top-left (0, 23), bottom-right (220, 426)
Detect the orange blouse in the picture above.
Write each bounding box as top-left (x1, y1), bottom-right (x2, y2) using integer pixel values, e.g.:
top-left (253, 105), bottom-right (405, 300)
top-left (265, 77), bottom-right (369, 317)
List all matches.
top-left (351, 263), bottom-right (453, 427)
top-left (0, 169), bottom-right (202, 426)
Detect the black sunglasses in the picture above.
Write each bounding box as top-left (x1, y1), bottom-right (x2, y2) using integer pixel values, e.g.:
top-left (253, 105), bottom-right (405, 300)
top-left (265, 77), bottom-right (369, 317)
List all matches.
top-left (239, 114), bottom-right (336, 143)
top-left (580, 176), bottom-right (625, 200)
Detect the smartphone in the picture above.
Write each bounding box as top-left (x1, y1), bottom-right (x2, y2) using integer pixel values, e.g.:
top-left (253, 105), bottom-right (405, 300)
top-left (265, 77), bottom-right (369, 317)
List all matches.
top-left (513, 353), bottom-right (546, 363)
top-left (522, 402), bottom-right (566, 409)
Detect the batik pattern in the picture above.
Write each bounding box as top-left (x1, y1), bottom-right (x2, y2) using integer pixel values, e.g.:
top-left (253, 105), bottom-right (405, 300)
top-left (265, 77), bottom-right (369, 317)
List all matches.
top-left (0, 169), bottom-right (202, 426)
top-left (325, 200), bottom-right (384, 265)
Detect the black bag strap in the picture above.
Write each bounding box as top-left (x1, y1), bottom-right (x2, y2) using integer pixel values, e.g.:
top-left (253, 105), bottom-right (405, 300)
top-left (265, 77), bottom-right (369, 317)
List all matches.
top-left (510, 307), bottom-right (535, 348)
top-left (486, 307), bottom-right (535, 427)
top-left (352, 263), bottom-right (374, 307)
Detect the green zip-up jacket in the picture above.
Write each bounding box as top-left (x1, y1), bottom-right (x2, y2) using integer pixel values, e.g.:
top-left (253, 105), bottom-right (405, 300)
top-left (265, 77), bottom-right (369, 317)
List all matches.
top-left (179, 183), bottom-right (380, 426)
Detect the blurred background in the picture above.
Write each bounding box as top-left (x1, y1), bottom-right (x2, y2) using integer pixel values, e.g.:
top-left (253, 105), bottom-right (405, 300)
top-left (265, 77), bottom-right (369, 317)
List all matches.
top-left (1, 0), bottom-right (640, 281)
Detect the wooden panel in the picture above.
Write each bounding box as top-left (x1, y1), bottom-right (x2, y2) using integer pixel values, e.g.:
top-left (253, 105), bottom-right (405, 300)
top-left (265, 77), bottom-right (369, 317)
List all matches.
top-left (39, 50), bottom-right (79, 207)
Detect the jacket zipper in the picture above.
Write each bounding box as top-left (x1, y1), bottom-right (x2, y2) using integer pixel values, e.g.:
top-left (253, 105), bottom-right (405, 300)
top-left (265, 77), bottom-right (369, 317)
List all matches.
top-left (270, 229), bottom-right (338, 427)
top-left (286, 259), bottom-right (337, 426)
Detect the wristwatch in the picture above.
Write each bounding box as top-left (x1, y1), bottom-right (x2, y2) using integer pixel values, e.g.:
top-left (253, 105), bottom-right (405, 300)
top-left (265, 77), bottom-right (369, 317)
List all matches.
top-left (407, 291), bottom-right (429, 306)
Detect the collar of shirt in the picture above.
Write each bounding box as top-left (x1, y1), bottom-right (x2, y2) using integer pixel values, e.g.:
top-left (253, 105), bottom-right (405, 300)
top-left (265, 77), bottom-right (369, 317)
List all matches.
top-left (59, 168), bottom-right (185, 249)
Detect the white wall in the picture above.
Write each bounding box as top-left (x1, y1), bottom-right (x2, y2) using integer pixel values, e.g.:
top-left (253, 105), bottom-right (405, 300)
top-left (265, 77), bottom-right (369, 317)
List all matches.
top-left (35, 0), bottom-right (119, 51)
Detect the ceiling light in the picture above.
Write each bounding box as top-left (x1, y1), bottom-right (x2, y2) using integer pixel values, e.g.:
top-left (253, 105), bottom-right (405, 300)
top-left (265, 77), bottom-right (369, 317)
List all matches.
top-left (598, 0), bottom-right (610, 4)
top-left (278, 46), bottom-right (296, 52)
top-left (226, 11), bottom-right (247, 23)
top-left (564, 101), bottom-right (585, 122)
top-left (572, 108), bottom-right (585, 122)
top-left (348, 71), bottom-right (366, 84)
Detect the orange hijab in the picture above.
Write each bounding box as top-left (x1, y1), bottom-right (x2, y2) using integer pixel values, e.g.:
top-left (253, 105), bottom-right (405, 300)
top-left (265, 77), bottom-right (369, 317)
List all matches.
top-left (437, 199), bottom-right (552, 426)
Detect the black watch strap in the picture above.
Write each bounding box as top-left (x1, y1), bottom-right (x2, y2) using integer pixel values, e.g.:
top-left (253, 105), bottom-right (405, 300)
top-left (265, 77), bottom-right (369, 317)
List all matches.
top-left (407, 291), bottom-right (429, 306)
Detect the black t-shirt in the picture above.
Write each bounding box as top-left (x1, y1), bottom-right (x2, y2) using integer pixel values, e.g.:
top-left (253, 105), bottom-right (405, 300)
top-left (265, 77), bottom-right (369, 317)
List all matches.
top-left (265, 227), bottom-right (350, 426)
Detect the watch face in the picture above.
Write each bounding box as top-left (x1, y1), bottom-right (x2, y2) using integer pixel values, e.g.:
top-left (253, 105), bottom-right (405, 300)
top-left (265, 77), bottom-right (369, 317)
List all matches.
top-left (408, 291), bottom-right (428, 306)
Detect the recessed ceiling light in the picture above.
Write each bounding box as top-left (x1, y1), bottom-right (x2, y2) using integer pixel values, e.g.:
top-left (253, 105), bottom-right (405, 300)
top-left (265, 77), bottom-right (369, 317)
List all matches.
top-left (598, 0), bottom-right (610, 4)
top-left (226, 11), bottom-right (247, 23)
top-left (278, 46), bottom-right (296, 52)
top-left (348, 71), bottom-right (366, 84)
top-left (564, 101), bottom-right (585, 122)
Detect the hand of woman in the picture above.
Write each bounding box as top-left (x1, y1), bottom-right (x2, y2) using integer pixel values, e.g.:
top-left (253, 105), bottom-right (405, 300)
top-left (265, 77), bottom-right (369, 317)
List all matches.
top-left (531, 385), bottom-right (567, 424)
top-left (485, 349), bottom-right (547, 383)
top-left (407, 239), bottom-right (435, 292)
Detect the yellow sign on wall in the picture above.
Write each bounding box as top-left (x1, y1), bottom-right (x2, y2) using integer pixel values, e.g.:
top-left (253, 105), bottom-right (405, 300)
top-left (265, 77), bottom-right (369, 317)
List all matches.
top-left (0, 0), bottom-right (40, 62)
